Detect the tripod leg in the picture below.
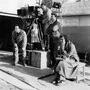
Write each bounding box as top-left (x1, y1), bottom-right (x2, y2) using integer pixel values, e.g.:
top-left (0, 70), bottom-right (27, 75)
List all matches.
top-left (38, 22), bottom-right (45, 50)
top-left (38, 73), bottom-right (55, 79)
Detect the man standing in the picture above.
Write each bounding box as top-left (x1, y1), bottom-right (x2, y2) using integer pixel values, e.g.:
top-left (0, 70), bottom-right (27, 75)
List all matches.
top-left (47, 13), bottom-right (62, 67)
top-left (41, 3), bottom-right (52, 50)
top-left (12, 25), bottom-right (27, 66)
top-left (47, 13), bottom-right (62, 36)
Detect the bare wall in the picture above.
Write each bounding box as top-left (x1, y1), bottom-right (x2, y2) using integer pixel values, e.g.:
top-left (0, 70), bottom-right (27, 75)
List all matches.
top-left (60, 15), bottom-right (90, 53)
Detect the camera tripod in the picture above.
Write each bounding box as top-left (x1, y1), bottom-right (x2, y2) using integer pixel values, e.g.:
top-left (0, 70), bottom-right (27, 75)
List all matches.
top-left (26, 17), bottom-right (45, 51)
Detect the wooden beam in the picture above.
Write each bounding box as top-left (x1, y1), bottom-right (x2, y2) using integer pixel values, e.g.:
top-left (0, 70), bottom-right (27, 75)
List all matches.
top-left (0, 70), bottom-right (37, 90)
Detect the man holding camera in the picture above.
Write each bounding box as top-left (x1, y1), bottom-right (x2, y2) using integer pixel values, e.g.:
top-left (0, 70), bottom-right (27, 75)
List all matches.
top-left (41, 3), bottom-right (52, 33)
top-left (41, 3), bottom-right (52, 50)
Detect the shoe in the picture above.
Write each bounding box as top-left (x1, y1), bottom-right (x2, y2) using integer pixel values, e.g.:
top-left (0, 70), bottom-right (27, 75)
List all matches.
top-left (52, 79), bottom-right (66, 86)
top-left (21, 62), bottom-right (28, 67)
top-left (24, 64), bottom-right (28, 67)
top-left (12, 63), bottom-right (15, 66)
top-left (51, 77), bottom-right (60, 85)
top-left (52, 80), bottom-right (57, 85)
top-left (42, 47), bottom-right (45, 51)
top-left (12, 63), bottom-right (19, 66)
top-left (21, 63), bottom-right (25, 66)
top-left (58, 80), bottom-right (65, 83)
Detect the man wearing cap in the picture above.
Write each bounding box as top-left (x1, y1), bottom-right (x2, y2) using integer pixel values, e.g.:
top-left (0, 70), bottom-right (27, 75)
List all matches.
top-left (47, 13), bottom-right (62, 67)
top-left (12, 25), bottom-right (27, 66)
top-left (47, 13), bottom-right (62, 36)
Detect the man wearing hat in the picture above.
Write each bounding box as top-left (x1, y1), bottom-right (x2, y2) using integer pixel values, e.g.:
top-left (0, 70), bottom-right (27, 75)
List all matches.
top-left (47, 13), bottom-right (62, 67)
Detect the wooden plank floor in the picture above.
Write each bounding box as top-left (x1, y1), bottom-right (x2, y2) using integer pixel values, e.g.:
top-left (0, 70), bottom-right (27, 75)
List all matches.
top-left (0, 51), bottom-right (90, 90)
top-left (0, 70), bottom-right (36, 90)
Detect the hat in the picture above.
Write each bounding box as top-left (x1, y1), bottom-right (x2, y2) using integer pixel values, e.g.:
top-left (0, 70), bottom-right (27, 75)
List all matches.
top-left (51, 12), bottom-right (57, 17)
top-left (41, 3), bottom-right (46, 6)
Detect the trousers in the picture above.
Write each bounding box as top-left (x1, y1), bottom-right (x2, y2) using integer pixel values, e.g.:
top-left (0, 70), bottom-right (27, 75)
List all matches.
top-left (13, 46), bottom-right (26, 64)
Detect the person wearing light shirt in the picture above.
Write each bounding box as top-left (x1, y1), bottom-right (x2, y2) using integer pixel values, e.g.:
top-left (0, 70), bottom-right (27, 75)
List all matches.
top-left (12, 25), bottom-right (27, 66)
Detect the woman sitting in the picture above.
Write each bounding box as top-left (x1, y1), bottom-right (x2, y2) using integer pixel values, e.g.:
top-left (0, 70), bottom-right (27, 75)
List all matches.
top-left (52, 35), bottom-right (79, 85)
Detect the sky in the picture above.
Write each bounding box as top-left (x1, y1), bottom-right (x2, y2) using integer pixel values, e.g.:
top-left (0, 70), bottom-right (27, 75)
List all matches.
top-left (0, 0), bottom-right (37, 14)
top-left (0, 0), bottom-right (18, 14)
top-left (0, 0), bottom-right (86, 14)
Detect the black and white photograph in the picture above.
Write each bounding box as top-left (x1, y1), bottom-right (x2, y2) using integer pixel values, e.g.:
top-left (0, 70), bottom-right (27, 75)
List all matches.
top-left (0, 0), bottom-right (90, 90)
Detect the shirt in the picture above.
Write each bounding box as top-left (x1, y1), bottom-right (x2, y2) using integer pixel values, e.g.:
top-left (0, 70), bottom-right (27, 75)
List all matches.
top-left (12, 29), bottom-right (27, 48)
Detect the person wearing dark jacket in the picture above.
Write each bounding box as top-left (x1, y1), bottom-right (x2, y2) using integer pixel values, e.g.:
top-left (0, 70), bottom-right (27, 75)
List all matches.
top-left (47, 13), bottom-right (62, 67)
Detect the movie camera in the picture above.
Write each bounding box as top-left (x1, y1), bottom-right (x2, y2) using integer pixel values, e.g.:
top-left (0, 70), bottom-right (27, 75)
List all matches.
top-left (52, 2), bottom-right (61, 9)
top-left (17, 6), bottom-right (42, 18)
top-left (17, 6), bottom-right (44, 51)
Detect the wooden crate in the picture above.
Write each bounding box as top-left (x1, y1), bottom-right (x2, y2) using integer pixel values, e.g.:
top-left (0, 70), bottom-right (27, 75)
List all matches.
top-left (27, 50), bottom-right (48, 69)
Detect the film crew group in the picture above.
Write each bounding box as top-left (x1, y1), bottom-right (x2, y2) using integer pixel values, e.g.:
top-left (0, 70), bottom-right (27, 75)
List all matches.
top-left (41, 5), bottom-right (80, 84)
top-left (40, 4), bottom-right (80, 85)
top-left (41, 4), bottom-right (62, 68)
top-left (11, 4), bottom-right (52, 66)
top-left (12, 26), bottom-right (27, 66)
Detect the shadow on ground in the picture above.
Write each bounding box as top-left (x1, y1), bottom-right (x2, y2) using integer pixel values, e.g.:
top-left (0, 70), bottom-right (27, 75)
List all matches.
top-left (0, 53), bottom-right (13, 64)
top-left (0, 52), bottom-right (55, 83)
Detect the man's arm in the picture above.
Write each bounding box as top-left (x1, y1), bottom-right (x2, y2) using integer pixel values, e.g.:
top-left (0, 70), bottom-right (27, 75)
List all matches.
top-left (22, 31), bottom-right (27, 50)
top-left (67, 42), bottom-right (79, 62)
top-left (12, 31), bottom-right (17, 48)
top-left (57, 22), bottom-right (62, 34)
top-left (42, 9), bottom-right (52, 24)
top-left (12, 31), bottom-right (15, 44)
top-left (47, 9), bottom-right (52, 21)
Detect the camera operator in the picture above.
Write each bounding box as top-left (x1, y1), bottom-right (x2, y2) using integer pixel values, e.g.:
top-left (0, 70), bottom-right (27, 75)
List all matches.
top-left (41, 3), bottom-right (52, 50)
top-left (41, 3), bottom-right (52, 32)
top-left (30, 7), bottom-right (45, 50)
top-left (47, 13), bottom-right (62, 67)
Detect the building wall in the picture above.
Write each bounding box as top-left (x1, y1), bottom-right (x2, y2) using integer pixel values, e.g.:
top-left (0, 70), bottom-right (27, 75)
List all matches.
top-left (55, 0), bottom-right (90, 54)
top-left (62, 0), bottom-right (90, 15)
top-left (0, 16), bottom-right (22, 51)
top-left (60, 15), bottom-right (90, 53)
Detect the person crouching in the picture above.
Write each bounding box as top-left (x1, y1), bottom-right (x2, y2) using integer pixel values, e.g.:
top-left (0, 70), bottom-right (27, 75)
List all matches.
top-left (12, 25), bottom-right (27, 66)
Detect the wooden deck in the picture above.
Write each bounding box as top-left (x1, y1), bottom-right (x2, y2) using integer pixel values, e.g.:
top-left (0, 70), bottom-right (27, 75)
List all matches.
top-left (0, 51), bottom-right (90, 90)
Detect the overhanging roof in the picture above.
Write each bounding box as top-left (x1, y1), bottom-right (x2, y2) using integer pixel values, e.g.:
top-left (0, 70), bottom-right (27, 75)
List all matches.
top-left (0, 12), bottom-right (20, 18)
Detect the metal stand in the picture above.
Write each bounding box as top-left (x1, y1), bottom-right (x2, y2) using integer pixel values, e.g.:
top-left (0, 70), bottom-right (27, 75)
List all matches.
top-left (24, 17), bottom-right (45, 51)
